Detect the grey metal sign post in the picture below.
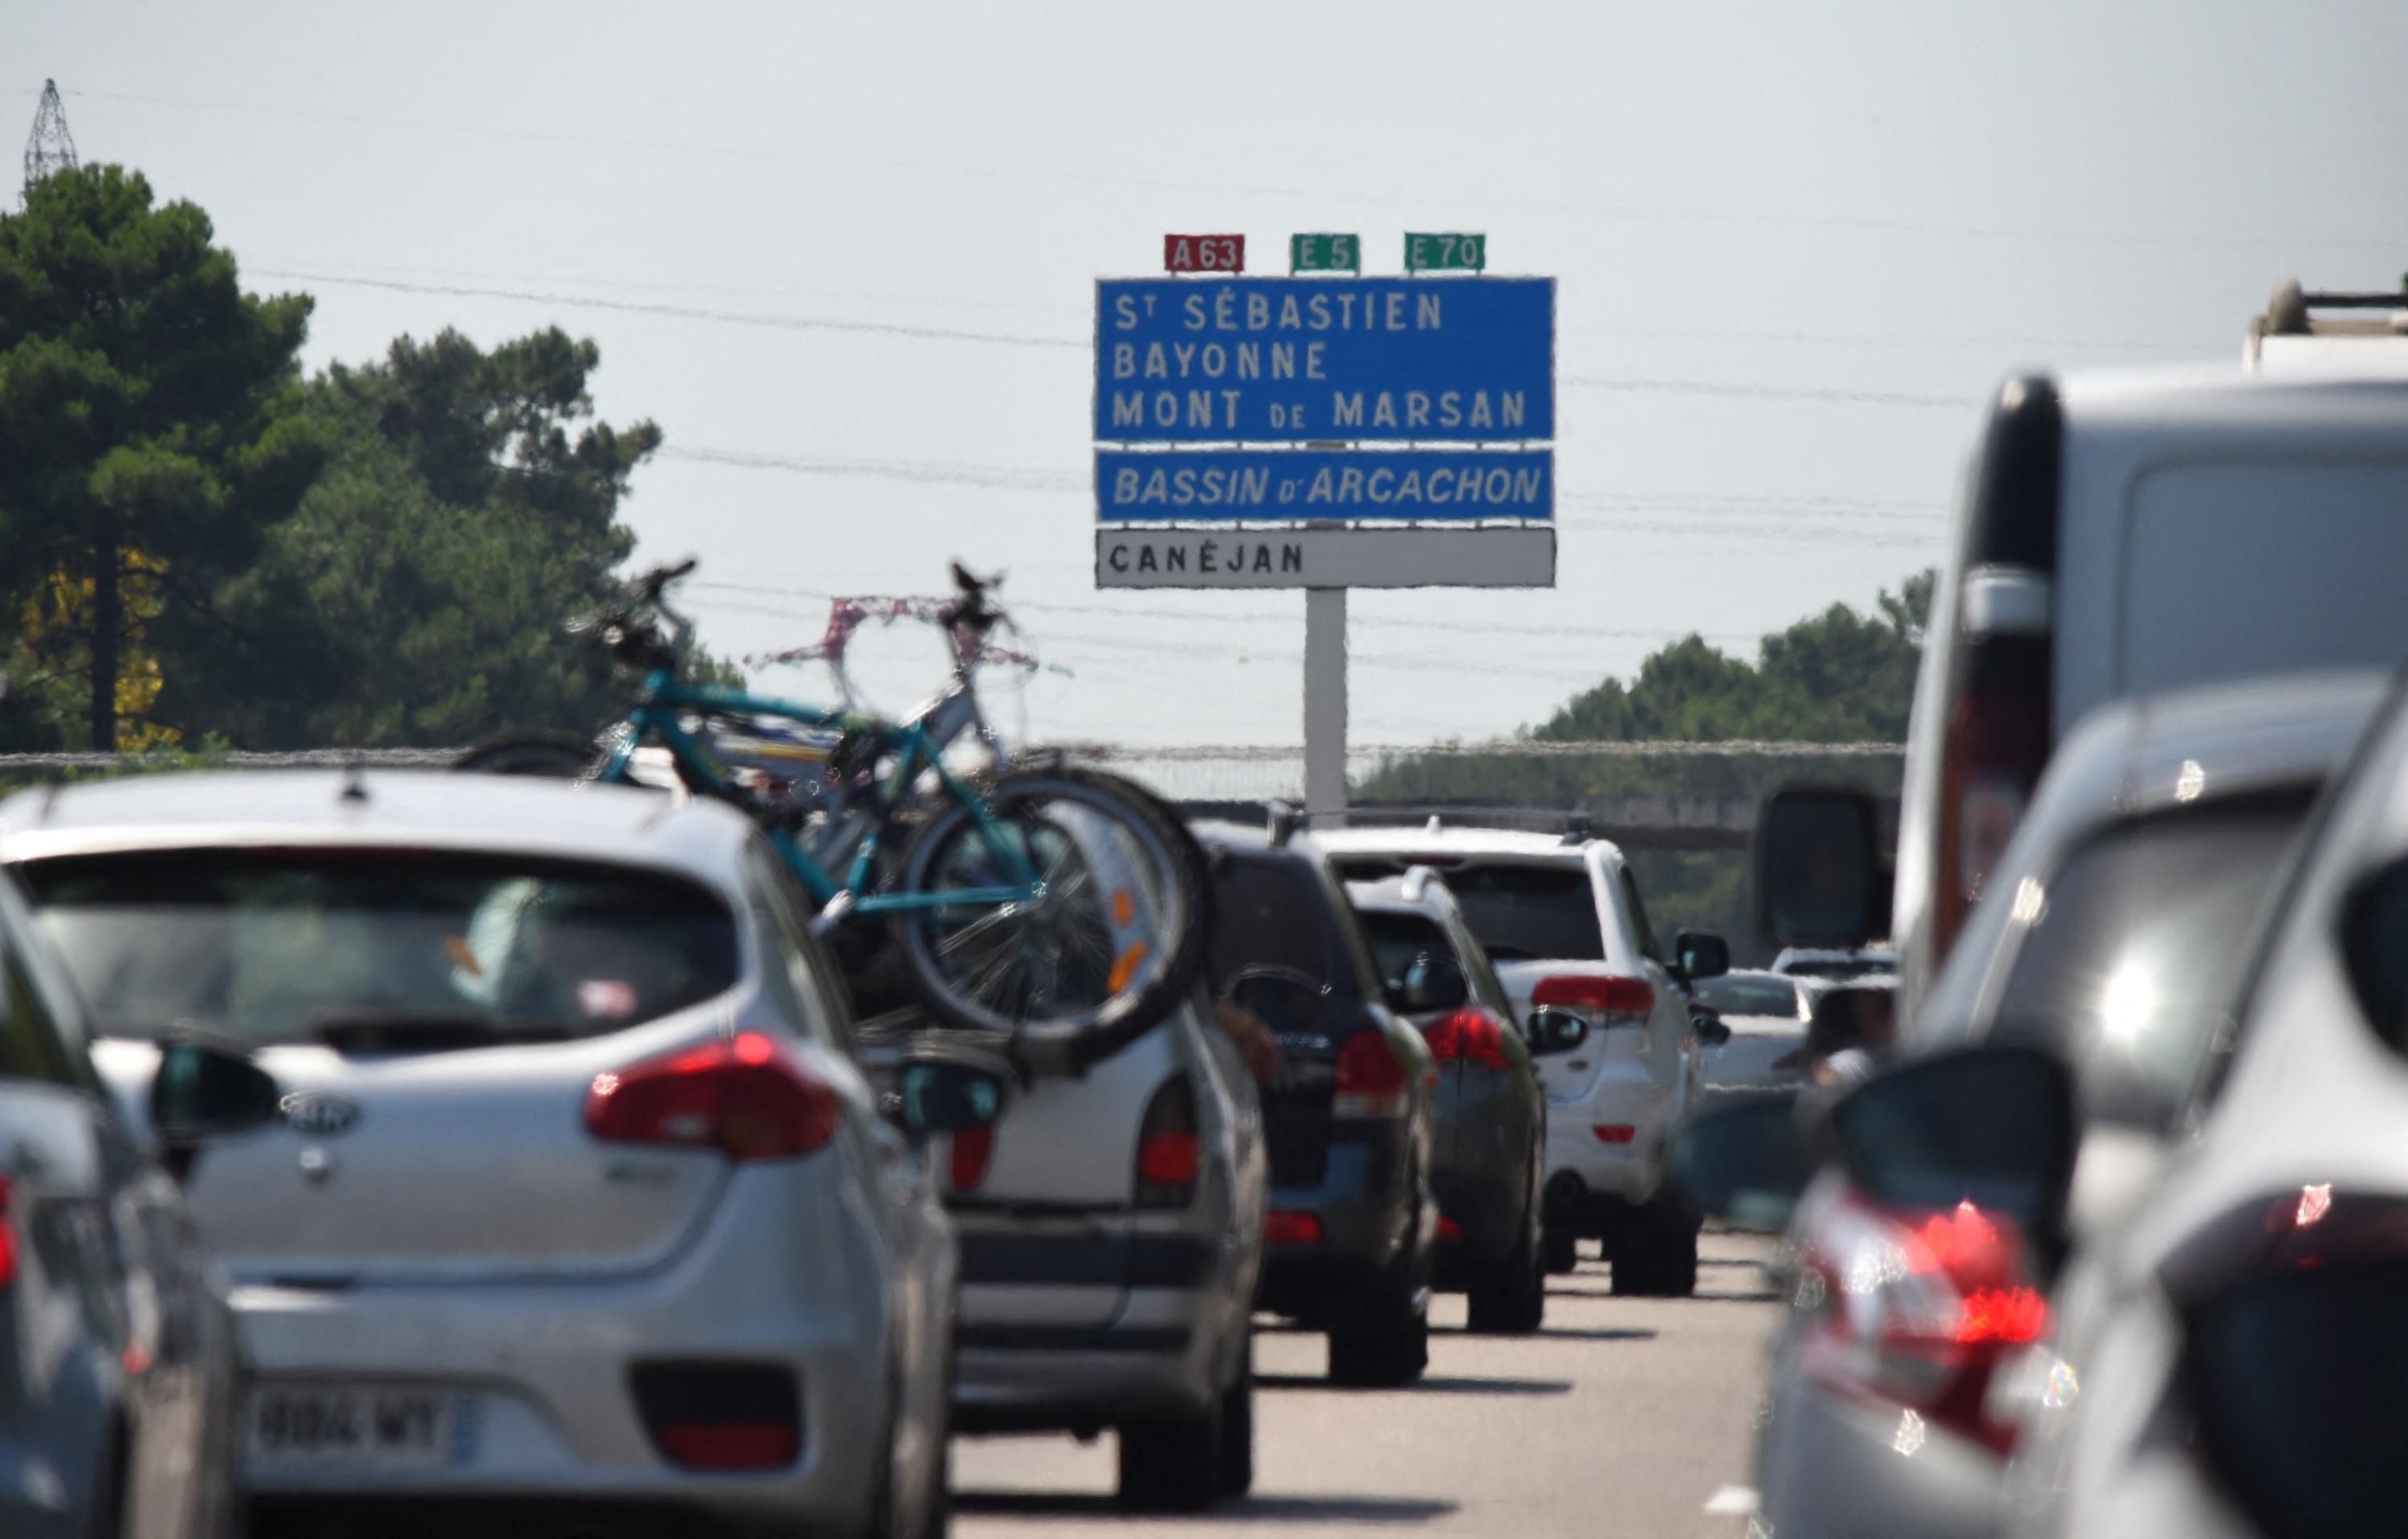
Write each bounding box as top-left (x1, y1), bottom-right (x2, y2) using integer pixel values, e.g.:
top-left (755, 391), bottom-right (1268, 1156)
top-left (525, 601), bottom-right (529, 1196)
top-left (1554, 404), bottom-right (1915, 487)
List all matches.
top-left (1092, 245), bottom-right (1556, 825)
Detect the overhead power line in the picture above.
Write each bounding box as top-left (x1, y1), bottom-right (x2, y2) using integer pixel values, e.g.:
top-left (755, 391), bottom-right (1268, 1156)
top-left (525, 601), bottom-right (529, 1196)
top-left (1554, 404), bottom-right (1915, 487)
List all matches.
top-left (247, 269), bottom-right (1083, 349)
top-left (76, 85), bottom-right (2408, 254)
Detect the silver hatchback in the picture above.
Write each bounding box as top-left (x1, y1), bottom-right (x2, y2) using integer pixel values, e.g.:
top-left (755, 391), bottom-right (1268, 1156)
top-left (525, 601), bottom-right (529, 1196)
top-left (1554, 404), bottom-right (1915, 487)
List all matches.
top-left (0, 771), bottom-right (988, 1539)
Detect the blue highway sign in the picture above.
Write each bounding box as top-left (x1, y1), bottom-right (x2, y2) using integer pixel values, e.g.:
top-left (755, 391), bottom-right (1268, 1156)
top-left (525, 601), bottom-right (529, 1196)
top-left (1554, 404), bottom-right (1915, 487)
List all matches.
top-left (1095, 276), bottom-right (1553, 445)
top-left (1096, 448), bottom-right (1551, 523)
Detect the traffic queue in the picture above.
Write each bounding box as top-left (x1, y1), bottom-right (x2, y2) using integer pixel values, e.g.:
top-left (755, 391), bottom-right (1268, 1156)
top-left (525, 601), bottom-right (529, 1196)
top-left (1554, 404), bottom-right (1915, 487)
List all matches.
top-left (1670, 281), bottom-right (2408, 1539)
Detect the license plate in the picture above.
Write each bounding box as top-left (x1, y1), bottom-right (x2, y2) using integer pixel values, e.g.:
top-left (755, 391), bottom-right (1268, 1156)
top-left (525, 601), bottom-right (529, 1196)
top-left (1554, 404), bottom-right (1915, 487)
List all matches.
top-left (246, 1385), bottom-right (462, 1469)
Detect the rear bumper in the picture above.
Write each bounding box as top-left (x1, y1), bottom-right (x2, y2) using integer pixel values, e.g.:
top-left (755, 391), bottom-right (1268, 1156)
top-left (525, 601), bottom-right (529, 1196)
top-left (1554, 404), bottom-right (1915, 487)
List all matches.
top-left (1252, 1130), bottom-right (1421, 1327)
top-left (1757, 1366), bottom-right (2003, 1539)
top-left (226, 1167), bottom-right (920, 1537)
top-left (1430, 1170), bottom-right (1522, 1272)
top-left (950, 1228), bottom-right (1253, 1431)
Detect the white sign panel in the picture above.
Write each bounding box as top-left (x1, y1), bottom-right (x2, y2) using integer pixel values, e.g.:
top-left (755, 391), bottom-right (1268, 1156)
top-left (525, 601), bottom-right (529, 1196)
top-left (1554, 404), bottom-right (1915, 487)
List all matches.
top-left (1096, 527), bottom-right (1554, 590)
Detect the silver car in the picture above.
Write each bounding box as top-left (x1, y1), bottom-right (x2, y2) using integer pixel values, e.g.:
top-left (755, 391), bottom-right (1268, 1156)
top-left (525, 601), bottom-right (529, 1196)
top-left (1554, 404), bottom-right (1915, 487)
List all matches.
top-left (0, 770), bottom-right (989, 1539)
top-left (0, 865), bottom-right (253, 1539)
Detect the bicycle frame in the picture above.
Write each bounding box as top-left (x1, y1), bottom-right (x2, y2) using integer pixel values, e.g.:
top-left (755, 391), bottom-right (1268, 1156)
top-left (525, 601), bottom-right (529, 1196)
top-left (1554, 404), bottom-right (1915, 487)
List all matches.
top-left (595, 668), bottom-right (1038, 917)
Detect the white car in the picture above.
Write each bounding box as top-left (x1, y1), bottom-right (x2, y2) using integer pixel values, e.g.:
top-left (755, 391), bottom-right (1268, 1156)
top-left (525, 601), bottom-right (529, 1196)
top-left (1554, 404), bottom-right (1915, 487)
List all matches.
top-left (1316, 817), bottom-right (1727, 1296)
top-left (1690, 969), bottom-right (1814, 1097)
top-left (0, 771), bottom-right (985, 1539)
top-left (865, 991), bottom-right (1266, 1513)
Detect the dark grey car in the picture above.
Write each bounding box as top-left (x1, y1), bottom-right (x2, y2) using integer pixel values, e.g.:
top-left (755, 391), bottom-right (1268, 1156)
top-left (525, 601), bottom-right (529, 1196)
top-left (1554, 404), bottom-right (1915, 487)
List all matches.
top-left (1348, 871), bottom-right (1561, 1335)
top-left (0, 868), bottom-right (259, 1539)
top-left (1195, 821), bottom-right (1437, 1387)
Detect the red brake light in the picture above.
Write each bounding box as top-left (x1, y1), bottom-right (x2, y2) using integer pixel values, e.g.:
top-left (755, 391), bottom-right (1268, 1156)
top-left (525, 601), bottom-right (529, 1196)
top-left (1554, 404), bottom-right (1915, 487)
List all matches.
top-left (585, 1032), bottom-right (839, 1161)
top-left (654, 1422), bottom-right (799, 1470)
top-left (1265, 1211), bottom-right (1324, 1244)
top-left (949, 1125), bottom-right (996, 1191)
top-left (1531, 975), bottom-right (1653, 1020)
top-left (1437, 1215), bottom-right (1463, 1242)
top-left (1592, 1124), bottom-right (1637, 1144)
top-left (1333, 1030), bottom-right (1411, 1118)
top-left (1935, 647), bottom-right (2050, 958)
top-left (1422, 1008), bottom-right (1510, 1069)
top-left (1796, 1195), bottom-right (2049, 1455)
top-left (1134, 1076), bottom-right (1200, 1208)
top-left (0, 1176), bottom-right (14, 1288)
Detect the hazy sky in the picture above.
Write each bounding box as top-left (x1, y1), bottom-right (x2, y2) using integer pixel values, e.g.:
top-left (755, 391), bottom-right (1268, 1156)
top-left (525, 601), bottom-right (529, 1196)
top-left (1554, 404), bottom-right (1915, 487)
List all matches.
top-left (10, 1), bottom-right (2406, 747)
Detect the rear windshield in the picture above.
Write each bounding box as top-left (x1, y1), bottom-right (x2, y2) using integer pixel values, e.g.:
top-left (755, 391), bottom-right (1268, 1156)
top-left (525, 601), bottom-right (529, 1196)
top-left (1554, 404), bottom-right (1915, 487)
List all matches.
top-left (1988, 795), bottom-right (2311, 1127)
top-left (1435, 863), bottom-right (1605, 963)
top-left (2123, 463), bottom-right (2408, 704)
top-left (1696, 974), bottom-right (1802, 1019)
top-left (1210, 855), bottom-right (1331, 986)
top-left (19, 849), bottom-right (740, 1047)
top-left (1357, 910), bottom-right (1455, 999)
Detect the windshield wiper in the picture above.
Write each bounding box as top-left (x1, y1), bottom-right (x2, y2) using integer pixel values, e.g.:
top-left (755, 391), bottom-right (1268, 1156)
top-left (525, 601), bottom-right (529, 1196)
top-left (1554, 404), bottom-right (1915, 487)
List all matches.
top-left (308, 1010), bottom-right (574, 1055)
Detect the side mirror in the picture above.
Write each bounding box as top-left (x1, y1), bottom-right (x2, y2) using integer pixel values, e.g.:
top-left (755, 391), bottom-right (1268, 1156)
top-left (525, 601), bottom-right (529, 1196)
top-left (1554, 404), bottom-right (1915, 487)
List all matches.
top-left (1524, 1007), bottom-right (1589, 1057)
top-left (892, 1061), bottom-right (1009, 1143)
top-left (1690, 1005), bottom-right (1731, 1049)
top-left (1757, 788), bottom-right (1891, 949)
top-left (1398, 955), bottom-right (1469, 1014)
top-left (1828, 1044), bottom-right (2077, 1243)
top-left (150, 1040), bottom-right (280, 1176)
top-left (1667, 1093), bottom-right (1812, 1232)
top-left (1676, 930), bottom-right (1731, 983)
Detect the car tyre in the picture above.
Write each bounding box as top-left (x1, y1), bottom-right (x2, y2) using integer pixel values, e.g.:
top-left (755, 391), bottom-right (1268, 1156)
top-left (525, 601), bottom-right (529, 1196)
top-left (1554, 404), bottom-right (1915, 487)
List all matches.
top-left (1609, 1193), bottom-right (1701, 1298)
top-left (1117, 1396), bottom-right (1226, 1513)
top-left (1467, 1204), bottom-right (1547, 1334)
top-left (1542, 1223), bottom-right (1582, 1276)
top-left (1218, 1335), bottom-right (1255, 1498)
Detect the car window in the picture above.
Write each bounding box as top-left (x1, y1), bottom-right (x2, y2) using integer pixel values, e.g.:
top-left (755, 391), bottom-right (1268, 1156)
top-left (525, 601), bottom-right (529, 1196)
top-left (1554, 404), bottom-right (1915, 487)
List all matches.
top-left (743, 841), bottom-right (852, 1050)
top-left (1450, 913), bottom-right (1515, 1016)
top-left (2123, 462), bottom-right (2408, 703)
top-left (1987, 795), bottom-right (2312, 1129)
top-left (20, 848), bottom-right (740, 1048)
top-left (1617, 866), bottom-right (1662, 963)
top-left (1210, 854), bottom-right (1331, 986)
top-left (1358, 910), bottom-right (1456, 1000)
top-left (0, 937), bottom-right (90, 1089)
top-left (1696, 974), bottom-right (1801, 1019)
top-left (1438, 863), bottom-right (1605, 963)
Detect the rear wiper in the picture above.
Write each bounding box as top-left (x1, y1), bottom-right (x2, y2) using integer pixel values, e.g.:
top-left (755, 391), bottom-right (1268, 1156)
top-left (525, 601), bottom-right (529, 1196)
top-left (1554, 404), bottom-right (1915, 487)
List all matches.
top-left (309, 1010), bottom-right (574, 1055)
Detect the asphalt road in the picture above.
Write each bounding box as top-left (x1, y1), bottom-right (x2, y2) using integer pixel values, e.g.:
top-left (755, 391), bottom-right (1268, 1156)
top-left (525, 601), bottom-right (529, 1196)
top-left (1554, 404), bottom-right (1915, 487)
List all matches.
top-left (954, 1230), bottom-right (1779, 1539)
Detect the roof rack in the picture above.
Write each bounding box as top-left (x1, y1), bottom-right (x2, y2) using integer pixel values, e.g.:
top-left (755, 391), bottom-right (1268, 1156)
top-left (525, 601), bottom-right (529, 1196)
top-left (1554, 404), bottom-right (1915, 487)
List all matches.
top-left (1328, 804), bottom-right (1602, 842)
top-left (2247, 277), bottom-right (2408, 365)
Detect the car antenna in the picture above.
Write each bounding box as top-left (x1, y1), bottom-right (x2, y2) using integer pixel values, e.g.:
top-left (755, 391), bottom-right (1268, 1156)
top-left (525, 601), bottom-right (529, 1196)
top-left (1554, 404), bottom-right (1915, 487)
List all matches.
top-left (1425, 813), bottom-right (1442, 836)
top-left (1562, 812), bottom-right (1593, 845)
top-left (338, 760), bottom-right (370, 804)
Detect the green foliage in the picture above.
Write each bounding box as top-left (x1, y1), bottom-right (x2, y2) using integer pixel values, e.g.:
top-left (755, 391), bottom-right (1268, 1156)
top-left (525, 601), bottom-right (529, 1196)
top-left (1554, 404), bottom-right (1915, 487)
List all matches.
top-left (170, 327), bottom-right (669, 747)
top-left (0, 165), bottom-right (320, 747)
top-left (1359, 571), bottom-right (1933, 959)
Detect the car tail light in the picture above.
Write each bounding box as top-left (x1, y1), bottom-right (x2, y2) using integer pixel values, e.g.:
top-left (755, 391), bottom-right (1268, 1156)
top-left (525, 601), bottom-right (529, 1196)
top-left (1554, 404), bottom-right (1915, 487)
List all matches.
top-left (1795, 1192), bottom-right (2048, 1456)
top-left (585, 1031), bottom-right (839, 1161)
top-left (1134, 1075), bottom-right (1200, 1209)
top-left (1531, 975), bottom-right (1653, 1027)
top-left (1422, 1007), bottom-right (1511, 1070)
top-left (1437, 1215), bottom-right (1462, 1243)
top-left (1592, 1125), bottom-right (1636, 1144)
top-left (0, 1177), bottom-right (14, 1288)
top-left (630, 1362), bottom-right (800, 1471)
top-left (949, 1125), bottom-right (995, 1192)
top-left (1333, 1029), bottom-right (1411, 1118)
top-left (1265, 1210), bottom-right (1324, 1244)
top-left (1935, 659), bottom-right (2051, 954)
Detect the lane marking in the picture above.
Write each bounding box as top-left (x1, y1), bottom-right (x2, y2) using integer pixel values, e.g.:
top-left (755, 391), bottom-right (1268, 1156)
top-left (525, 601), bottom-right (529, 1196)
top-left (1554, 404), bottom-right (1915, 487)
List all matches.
top-left (1704, 1484), bottom-right (1759, 1516)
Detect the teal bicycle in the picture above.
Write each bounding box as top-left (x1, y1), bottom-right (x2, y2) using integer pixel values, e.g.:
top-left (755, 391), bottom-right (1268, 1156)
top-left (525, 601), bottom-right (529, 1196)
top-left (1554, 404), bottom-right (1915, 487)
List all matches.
top-left (457, 561), bottom-right (1209, 1043)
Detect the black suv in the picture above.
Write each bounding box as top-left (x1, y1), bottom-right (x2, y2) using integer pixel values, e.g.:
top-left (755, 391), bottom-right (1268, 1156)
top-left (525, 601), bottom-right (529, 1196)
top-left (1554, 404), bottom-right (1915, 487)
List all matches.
top-left (1194, 820), bottom-right (1436, 1386)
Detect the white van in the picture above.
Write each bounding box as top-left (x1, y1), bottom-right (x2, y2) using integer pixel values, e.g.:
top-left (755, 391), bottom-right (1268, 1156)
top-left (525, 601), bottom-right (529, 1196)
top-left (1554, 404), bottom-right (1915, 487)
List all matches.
top-left (1874, 340), bottom-right (2408, 1008)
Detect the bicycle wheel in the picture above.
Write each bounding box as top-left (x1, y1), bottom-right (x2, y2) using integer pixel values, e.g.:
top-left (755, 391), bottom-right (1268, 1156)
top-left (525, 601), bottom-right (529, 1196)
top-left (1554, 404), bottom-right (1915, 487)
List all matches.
top-left (890, 767), bottom-right (1208, 1046)
top-left (452, 731), bottom-right (605, 779)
